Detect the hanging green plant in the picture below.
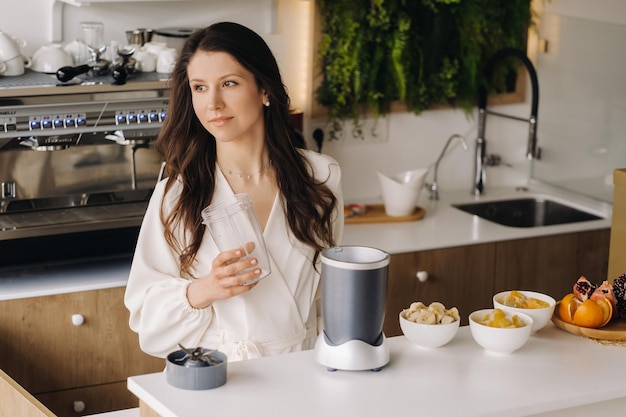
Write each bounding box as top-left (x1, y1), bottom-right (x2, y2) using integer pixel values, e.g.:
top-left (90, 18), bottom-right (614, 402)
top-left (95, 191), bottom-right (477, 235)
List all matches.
top-left (315, 0), bottom-right (533, 139)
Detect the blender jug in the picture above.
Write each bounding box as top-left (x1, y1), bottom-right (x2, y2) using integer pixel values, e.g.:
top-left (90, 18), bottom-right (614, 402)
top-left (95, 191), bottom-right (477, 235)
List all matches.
top-left (316, 246), bottom-right (390, 371)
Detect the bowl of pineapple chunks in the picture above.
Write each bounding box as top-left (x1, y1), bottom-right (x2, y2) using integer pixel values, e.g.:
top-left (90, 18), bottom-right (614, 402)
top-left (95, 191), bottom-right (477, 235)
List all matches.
top-left (493, 290), bottom-right (556, 333)
top-left (469, 308), bottom-right (534, 355)
top-left (399, 301), bottom-right (460, 348)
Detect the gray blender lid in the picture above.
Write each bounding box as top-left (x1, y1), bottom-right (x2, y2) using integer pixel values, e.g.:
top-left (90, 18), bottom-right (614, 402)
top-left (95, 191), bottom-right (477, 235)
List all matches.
top-left (321, 246), bottom-right (389, 270)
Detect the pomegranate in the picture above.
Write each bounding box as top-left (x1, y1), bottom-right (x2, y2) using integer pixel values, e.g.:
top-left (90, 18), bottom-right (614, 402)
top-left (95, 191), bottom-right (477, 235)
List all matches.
top-left (590, 280), bottom-right (617, 318)
top-left (573, 275), bottom-right (596, 302)
top-left (613, 274), bottom-right (626, 318)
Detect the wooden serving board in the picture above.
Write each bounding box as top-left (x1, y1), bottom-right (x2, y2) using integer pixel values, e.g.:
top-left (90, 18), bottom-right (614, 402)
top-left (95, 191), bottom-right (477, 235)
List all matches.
top-left (344, 204), bottom-right (425, 224)
top-left (551, 303), bottom-right (626, 340)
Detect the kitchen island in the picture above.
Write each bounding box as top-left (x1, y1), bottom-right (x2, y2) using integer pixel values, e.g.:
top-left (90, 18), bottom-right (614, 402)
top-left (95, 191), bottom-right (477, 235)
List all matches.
top-left (128, 324), bottom-right (626, 417)
top-left (0, 183), bottom-right (616, 415)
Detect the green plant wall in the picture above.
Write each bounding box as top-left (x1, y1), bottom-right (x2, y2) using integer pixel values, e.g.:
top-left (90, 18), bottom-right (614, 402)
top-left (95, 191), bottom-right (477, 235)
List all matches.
top-left (315, 0), bottom-right (533, 138)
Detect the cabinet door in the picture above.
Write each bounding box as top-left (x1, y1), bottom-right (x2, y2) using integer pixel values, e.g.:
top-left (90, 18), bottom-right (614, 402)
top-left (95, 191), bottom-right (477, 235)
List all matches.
top-left (0, 286), bottom-right (165, 394)
top-left (385, 243), bottom-right (496, 336)
top-left (35, 380), bottom-right (136, 417)
top-left (494, 229), bottom-right (611, 300)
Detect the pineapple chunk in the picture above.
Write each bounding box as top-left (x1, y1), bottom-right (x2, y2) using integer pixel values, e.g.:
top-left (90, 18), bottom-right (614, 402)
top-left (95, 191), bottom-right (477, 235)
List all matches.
top-left (503, 290), bottom-right (549, 309)
top-left (479, 308), bottom-right (525, 328)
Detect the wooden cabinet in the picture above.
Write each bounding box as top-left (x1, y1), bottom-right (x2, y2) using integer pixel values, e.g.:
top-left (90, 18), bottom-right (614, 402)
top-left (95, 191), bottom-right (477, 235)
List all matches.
top-left (494, 229), bottom-right (611, 297)
top-left (0, 286), bottom-right (165, 417)
top-left (385, 229), bottom-right (611, 337)
top-left (35, 381), bottom-right (137, 417)
top-left (384, 243), bottom-right (496, 335)
top-left (0, 369), bottom-right (53, 417)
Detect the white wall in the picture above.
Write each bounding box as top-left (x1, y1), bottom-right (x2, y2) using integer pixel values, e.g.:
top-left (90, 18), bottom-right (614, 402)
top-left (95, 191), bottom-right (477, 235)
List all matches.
top-left (1, 0), bottom-right (623, 203)
top-left (530, 0), bottom-right (626, 202)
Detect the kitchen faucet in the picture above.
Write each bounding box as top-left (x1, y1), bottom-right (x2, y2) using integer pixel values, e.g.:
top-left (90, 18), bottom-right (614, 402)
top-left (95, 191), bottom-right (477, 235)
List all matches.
top-left (426, 134), bottom-right (469, 200)
top-left (472, 47), bottom-right (540, 195)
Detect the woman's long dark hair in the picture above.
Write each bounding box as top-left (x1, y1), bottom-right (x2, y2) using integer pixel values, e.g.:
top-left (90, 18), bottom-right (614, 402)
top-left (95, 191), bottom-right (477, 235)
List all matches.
top-left (156, 22), bottom-right (338, 277)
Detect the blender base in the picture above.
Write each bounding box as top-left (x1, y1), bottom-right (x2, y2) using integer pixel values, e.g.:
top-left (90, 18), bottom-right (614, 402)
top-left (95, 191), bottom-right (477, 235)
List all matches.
top-left (314, 332), bottom-right (390, 372)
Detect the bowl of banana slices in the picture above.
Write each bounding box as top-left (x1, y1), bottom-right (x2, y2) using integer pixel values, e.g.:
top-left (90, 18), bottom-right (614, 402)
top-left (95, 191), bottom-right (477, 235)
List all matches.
top-left (399, 301), bottom-right (460, 348)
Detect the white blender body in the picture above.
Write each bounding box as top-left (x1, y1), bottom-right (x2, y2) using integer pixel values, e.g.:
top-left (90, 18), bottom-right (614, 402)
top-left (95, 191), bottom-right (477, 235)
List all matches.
top-left (314, 246), bottom-right (390, 372)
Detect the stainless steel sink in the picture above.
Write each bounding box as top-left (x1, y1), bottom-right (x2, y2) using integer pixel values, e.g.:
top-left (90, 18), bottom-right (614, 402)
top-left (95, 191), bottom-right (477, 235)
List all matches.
top-left (453, 198), bottom-right (603, 228)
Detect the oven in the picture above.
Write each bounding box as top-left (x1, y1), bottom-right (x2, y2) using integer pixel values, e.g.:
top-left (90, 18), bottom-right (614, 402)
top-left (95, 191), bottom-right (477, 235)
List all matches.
top-left (0, 70), bottom-right (169, 269)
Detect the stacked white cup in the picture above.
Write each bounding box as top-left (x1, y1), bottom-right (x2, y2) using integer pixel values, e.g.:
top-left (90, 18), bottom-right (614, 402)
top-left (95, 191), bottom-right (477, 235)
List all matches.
top-left (0, 31), bottom-right (30, 76)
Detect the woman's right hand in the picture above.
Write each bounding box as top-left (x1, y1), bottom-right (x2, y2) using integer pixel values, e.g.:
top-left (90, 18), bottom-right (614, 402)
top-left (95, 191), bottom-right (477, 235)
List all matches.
top-left (186, 247), bottom-right (263, 309)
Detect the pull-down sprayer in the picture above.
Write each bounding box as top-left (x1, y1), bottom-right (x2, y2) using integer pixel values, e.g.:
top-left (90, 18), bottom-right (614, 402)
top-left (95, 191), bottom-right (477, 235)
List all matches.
top-left (473, 47), bottom-right (540, 195)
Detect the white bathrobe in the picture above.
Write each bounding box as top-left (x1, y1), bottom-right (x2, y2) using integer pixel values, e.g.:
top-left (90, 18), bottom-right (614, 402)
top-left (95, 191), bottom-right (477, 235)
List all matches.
top-left (124, 149), bottom-right (344, 361)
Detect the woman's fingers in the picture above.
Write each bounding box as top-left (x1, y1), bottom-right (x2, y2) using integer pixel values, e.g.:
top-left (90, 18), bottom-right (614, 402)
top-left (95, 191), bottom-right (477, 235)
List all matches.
top-left (213, 248), bottom-right (262, 286)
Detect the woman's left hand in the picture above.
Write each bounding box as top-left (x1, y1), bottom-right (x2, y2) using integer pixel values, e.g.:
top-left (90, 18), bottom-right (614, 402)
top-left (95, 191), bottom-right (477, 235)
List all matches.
top-left (185, 247), bottom-right (262, 309)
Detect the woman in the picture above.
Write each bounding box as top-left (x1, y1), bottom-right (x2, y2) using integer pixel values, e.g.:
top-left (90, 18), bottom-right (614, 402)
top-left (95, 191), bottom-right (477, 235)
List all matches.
top-left (124, 22), bottom-right (344, 361)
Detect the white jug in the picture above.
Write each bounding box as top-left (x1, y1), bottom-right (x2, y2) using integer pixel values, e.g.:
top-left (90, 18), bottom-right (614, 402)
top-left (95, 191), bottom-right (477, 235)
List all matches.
top-left (377, 168), bottom-right (428, 217)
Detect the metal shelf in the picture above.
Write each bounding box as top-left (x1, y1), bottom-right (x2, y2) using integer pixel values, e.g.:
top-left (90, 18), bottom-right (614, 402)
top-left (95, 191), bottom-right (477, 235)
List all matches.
top-left (50, 0), bottom-right (280, 42)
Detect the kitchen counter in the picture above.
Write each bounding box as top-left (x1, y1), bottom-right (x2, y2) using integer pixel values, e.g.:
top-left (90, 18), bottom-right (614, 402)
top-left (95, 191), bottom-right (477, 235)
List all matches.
top-left (342, 181), bottom-right (612, 254)
top-left (127, 324), bottom-right (626, 417)
top-left (0, 256), bottom-right (131, 301)
top-left (0, 182), bottom-right (612, 300)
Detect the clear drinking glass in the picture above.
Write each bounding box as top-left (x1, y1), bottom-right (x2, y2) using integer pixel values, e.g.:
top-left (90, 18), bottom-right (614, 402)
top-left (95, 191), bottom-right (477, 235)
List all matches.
top-left (201, 194), bottom-right (271, 285)
top-left (80, 21), bottom-right (105, 50)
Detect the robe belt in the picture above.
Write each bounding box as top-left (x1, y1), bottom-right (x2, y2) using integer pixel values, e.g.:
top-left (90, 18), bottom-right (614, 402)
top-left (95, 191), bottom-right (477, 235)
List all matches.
top-left (207, 325), bottom-right (317, 361)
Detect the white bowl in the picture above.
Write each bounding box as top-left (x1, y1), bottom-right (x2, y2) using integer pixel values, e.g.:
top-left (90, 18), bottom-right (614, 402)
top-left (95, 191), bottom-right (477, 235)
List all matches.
top-left (31, 44), bottom-right (73, 73)
top-left (64, 39), bottom-right (90, 65)
top-left (493, 290), bottom-right (556, 333)
top-left (469, 308), bottom-right (533, 355)
top-left (399, 311), bottom-right (460, 348)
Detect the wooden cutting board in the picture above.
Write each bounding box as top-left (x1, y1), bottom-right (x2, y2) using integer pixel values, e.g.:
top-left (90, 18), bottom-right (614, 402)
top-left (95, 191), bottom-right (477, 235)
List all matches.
top-left (552, 304), bottom-right (626, 340)
top-left (344, 204), bottom-right (425, 224)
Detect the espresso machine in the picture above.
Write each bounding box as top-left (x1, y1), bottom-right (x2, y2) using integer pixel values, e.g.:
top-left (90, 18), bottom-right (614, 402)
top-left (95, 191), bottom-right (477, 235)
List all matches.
top-left (0, 70), bottom-right (169, 268)
top-left (315, 245), bottom-right (390, 372)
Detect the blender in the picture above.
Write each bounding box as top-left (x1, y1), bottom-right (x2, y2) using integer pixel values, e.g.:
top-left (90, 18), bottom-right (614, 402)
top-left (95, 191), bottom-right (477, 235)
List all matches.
top-left (314, 246), bottom-right (390, 372)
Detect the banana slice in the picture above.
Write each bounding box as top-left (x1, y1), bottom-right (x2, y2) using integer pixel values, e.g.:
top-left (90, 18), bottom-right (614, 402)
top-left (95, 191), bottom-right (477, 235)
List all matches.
top-left (402, 301), bottom-right (459, 325)
top-left (445, 307), bottom-right (460, 321)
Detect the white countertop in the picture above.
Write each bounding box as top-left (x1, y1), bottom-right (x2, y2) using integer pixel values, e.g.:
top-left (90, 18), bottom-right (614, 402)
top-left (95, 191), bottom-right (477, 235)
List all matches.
top-left (342, 181), bottom-right (612, 254)
top-left (0, 182), bottom-right (612, 300)
top-left (127, 324), bottom-right (626, 417)
top-left (0, 256), bottom-right (131, 301)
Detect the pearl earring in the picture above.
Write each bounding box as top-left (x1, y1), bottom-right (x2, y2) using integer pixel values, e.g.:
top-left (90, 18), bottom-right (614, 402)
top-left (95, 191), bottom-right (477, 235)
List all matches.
top-left (264, 101), bottom-right (270, 107)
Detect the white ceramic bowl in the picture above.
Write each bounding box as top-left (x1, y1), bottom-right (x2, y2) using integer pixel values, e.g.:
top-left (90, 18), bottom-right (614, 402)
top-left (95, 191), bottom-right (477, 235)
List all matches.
top-left (493, 290), bottom-right (556, 333)
top-left (64, 39), bottom-right (90, 65)
top-left (469, 308), bottom-right (533, 355)
top-left (31, 44), bottom-right (73, 73)
top-left (399, 311), bottom-right (460, 348)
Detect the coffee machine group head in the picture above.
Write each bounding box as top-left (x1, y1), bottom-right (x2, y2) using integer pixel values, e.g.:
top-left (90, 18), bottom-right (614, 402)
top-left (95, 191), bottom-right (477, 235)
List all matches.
top-left (315, 246), bottom-right (390, 372)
